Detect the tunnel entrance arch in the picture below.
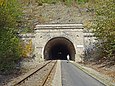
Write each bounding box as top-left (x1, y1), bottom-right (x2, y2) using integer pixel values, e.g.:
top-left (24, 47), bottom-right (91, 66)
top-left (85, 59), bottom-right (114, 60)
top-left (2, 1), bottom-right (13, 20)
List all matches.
top-left (34, 24), bottom-right (84, 62)
top-left (43, 37), bottom-right (76, 61)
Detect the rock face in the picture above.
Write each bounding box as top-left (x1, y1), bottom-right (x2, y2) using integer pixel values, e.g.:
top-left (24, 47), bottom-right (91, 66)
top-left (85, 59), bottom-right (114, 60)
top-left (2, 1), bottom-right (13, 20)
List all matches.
top-left (22, 2), bottom-right (92, 31)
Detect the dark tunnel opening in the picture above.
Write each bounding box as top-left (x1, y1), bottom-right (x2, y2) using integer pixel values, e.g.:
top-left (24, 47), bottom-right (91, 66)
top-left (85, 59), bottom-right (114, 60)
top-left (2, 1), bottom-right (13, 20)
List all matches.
top-left (49, 44), bottom-right (70, 60)
top-left (44, 37), bottom-right (76, 61)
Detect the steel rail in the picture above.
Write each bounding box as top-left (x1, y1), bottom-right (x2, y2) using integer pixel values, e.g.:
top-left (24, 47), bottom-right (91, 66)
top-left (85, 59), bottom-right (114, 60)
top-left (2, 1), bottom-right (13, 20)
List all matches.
top-left (12, 61), bottom-right (52, 86)
top-left (41, 60), bottom-right (57, 86)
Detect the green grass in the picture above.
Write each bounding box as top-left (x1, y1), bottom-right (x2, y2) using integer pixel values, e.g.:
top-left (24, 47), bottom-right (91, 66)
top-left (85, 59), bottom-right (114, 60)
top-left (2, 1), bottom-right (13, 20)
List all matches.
top-left (36, 0), bottom-right (88, 6)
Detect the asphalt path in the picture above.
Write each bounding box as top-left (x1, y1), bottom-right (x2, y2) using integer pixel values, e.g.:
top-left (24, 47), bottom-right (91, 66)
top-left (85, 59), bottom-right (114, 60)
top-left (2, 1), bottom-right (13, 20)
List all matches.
top-left (61, 60), bottom-right (105, 86)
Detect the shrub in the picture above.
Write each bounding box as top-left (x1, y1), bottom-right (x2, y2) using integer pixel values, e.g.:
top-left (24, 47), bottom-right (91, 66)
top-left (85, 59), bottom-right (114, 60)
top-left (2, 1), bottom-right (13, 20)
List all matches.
top-left (92, 0), bottom-right (115, 60)
top-left (0, 0), bottom-right (22, 73)
top-left (21, 40), bottom-right (33, 58)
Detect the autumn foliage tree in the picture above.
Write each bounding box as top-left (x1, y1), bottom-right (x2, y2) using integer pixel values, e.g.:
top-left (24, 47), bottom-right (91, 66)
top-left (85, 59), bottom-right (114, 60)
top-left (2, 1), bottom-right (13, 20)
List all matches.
top-left (92, 0), bottom-right (115, 60)
top-left (0, 0), bottom-right (22, 73)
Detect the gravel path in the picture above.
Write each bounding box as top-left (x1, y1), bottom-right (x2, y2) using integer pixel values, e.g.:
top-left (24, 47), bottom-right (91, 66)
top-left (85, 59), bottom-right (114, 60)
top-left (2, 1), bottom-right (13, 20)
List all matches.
top-left (52, 60), bottom-right (62, 86)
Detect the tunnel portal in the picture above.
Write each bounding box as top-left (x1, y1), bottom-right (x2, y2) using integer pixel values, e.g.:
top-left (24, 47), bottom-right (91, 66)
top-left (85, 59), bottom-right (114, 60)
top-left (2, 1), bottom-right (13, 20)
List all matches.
top-left (44, 37), bottom-right (76, 61)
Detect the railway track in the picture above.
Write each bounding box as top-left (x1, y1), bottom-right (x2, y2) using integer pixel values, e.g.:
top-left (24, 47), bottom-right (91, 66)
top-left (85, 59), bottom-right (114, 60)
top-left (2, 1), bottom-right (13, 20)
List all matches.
top-left (8, 60), bottom-right (57, 86)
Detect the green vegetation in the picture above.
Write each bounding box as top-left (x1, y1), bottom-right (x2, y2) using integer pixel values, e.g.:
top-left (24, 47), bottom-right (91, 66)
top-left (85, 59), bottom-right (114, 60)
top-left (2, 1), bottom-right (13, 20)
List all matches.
top-left (21, 40), bottom-right (33, 58)
top-left (37, 0), bottom-right (57, 4)
top-left (0, 0), bottom-right (22, 73)
top-left (20, 0), bottom-right (87, 6)
top-left (91, 0), bottom-right (115, 60)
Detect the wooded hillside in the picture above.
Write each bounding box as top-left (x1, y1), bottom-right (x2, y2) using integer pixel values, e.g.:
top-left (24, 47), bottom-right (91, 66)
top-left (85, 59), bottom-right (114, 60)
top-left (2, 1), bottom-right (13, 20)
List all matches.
top-left (0, 0), bottom-right (114, 73)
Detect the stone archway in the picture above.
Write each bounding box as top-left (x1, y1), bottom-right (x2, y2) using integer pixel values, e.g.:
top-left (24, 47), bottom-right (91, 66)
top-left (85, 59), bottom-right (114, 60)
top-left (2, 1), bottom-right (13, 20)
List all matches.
top-left (43, 37), bottom-right (76, 61)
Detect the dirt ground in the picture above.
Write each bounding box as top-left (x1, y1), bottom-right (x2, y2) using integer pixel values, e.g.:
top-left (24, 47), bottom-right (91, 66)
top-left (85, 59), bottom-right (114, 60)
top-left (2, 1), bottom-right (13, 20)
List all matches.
top-left (80, 60), bottom-right (115, 83)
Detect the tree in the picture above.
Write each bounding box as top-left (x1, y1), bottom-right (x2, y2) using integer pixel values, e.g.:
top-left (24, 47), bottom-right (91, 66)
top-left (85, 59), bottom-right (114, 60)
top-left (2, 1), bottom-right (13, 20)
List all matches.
top-left (0, 0), bottom-right (22, 73)
top-left (92, 0), bottom-right (115, 60)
